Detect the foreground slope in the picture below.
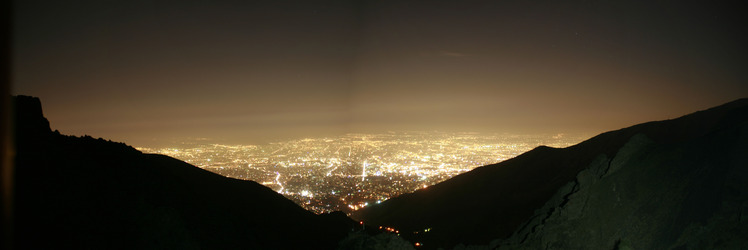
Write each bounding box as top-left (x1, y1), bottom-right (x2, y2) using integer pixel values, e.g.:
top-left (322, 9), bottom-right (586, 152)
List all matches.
top-left (13, 95), bottom-right (356, 249)
top-left (496, 126), bottom-right (748, 249)
top-left (352, 98), bottom-right (748, 249)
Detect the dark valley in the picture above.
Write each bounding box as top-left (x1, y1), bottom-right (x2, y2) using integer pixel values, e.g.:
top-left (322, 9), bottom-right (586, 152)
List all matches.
top-left (10, 95), bottom-right (748, 249)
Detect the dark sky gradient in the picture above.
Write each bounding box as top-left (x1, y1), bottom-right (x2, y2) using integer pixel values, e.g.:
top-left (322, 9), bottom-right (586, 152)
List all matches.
top-left (12, 0), bottom-right (748, 146)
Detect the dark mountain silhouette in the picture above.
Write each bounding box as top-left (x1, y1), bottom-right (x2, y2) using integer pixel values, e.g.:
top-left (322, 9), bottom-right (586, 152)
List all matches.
top-left (352, 98), bottom-right (748, 249)
top-left (12, 95), bottom-right (357, 249)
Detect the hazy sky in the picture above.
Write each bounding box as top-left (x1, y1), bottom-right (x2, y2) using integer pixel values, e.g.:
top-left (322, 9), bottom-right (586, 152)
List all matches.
top-left (12, 0), bottom-right (748, 146)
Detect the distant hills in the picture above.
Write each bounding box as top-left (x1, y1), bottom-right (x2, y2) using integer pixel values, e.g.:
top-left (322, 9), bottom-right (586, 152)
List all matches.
top-left (12, 95), bottom-right (357, 249)
top-left (12, 95), bottom-right (748, 249)
top-left (352, 98), bottom-right (748, 249)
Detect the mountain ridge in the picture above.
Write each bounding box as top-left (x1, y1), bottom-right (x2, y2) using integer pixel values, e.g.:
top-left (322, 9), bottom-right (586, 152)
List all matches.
top-left (351, 98), bottom-right (748, 249)
top-left (495, 111), bottom-right (748, 249)
top-left (12, 95), bottom-right (357, 249)
top-left (13, 95), bottom-right (748, 249)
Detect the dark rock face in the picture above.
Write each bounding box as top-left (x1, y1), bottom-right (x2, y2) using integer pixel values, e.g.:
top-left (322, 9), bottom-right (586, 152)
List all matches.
top-left (496, 129), bottom-right (748, 249)
top-left (12, 95), bottom-right (51, 139)
top-left (337, 231), bottom-right (416, 250)
top-left (353, 99), bottom-right (748, 249)
top-left (12, 96), bottom-right (356, 249)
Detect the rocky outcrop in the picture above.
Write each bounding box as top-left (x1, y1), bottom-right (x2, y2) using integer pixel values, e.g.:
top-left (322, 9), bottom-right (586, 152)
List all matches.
top-left (13, 95), bottom-right (51, 139)
top-left (494, 126), bottom-right (748, 249)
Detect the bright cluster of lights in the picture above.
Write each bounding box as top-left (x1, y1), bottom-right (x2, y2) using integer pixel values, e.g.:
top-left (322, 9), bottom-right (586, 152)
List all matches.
top-left (379, 226), bottom-right (400, 234)
top-left (137, 131), bottom-right (588, 214)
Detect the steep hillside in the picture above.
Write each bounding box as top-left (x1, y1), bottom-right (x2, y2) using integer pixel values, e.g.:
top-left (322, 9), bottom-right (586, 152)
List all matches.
top-left (352, 98), bottom-right (748, 249)
top-left (13, 95), bottom-right (356, 249)
top-left (495, 129), bottom-right (748, 249)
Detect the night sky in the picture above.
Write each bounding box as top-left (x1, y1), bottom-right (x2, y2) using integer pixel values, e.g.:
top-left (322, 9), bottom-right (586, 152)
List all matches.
top-left (12, 0), bottom-right (748, 146)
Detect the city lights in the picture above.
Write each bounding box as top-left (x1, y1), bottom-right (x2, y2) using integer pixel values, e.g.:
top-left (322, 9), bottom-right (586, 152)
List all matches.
top-left (138, 131), bottom-right (586, 214)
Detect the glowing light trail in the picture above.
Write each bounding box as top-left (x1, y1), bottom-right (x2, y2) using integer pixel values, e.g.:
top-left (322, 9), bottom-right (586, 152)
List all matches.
top-left (362, 160), bottom-right (367, 181)
top-left (275, 172), bottom-right (284, 194)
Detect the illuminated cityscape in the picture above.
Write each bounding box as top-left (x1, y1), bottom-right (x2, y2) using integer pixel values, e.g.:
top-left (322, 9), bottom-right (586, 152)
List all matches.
top-left (137, 131), bottom-right (589, 214)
